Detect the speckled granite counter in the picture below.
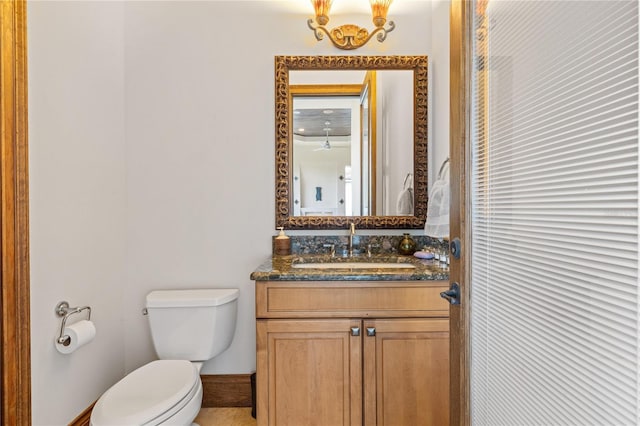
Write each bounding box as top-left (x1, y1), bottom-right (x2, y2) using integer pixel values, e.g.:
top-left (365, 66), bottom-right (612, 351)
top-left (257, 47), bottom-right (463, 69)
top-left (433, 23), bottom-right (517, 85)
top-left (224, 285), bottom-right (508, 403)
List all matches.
top-left (250, 254), bottom-right (449, 281)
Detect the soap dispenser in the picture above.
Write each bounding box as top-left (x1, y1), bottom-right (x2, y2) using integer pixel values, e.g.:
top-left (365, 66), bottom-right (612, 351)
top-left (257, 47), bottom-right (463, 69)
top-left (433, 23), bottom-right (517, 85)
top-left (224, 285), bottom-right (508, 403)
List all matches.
top-left (274, 227), bottom-right (291, 256)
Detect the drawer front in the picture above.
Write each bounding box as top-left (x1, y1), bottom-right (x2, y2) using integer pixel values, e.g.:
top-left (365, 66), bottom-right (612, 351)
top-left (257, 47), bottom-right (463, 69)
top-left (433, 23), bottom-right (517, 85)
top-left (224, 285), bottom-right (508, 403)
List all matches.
top-left (255, 281), bottom-right (450, 318)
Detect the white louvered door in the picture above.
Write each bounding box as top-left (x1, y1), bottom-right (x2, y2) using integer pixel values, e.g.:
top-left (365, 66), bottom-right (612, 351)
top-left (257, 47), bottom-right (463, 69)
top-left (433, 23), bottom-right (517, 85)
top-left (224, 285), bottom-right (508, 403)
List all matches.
top-left (469, 1), bottom-right (638, 425)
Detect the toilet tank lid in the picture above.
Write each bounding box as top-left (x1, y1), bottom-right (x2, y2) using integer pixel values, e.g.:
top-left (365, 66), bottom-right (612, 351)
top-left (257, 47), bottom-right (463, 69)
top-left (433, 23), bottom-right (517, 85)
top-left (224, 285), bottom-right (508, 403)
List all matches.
top-left (146, 289), bottom-right (239, 308)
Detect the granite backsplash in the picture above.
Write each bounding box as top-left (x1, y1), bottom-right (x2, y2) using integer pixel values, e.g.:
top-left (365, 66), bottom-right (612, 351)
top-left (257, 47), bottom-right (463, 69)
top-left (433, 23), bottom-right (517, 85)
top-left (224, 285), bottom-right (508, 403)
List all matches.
top-left (274, 234), bottom-right (449, 256)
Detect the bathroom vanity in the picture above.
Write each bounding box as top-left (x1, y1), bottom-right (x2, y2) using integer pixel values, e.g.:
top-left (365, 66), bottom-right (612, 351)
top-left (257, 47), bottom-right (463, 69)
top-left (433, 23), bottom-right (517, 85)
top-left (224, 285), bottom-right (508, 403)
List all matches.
top-left (251, 255), bottom-right (450, 426)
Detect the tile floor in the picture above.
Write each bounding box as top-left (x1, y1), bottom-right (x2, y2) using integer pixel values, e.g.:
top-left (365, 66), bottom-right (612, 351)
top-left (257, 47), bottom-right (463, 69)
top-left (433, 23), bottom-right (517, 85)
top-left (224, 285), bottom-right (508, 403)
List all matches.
top-left (195, 407), bottom-right (257, 426)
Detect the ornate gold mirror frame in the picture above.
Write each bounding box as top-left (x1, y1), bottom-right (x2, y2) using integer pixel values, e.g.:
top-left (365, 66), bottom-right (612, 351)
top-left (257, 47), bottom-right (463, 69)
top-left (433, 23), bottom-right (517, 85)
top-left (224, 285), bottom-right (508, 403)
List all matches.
top-left (275, 55), bottom-right (429, 230)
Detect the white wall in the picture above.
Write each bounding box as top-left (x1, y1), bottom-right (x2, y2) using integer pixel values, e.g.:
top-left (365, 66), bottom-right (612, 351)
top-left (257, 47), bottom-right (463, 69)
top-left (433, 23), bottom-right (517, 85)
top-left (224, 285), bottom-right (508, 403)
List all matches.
top-left (294, 143), bottom-right (351, 215)
top-left (121, 0), bottom-right (437, 377)
top-left (28, 1), bottom-right (127, 424)
top-left (377, 70), bottom-right (415, 214)
top-left (28, 0), bottom-right (447, 422)
top-left (430, 0), bottom-right (451, 187)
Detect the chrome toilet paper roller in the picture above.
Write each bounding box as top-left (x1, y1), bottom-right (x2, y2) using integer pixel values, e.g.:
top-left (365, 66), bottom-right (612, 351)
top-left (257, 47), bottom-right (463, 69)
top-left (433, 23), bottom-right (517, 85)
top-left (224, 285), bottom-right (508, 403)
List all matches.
top-left (55, 301), bottom-right (95, 354)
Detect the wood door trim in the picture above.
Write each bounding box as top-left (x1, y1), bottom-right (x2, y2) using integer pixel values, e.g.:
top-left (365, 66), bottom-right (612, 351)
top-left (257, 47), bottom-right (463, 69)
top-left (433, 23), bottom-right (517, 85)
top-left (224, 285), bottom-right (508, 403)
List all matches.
top-left (0, 1), bottom-right (31, 424)
top-left (449, 1), bottom-right (472, 425)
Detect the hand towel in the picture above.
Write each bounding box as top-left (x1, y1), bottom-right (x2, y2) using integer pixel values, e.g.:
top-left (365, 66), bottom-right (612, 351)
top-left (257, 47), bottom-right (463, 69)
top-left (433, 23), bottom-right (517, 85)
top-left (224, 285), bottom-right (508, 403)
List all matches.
top-left (396, 187), bottom-right (414, 215)
top-left (424, 159), bottom-right (450, 239)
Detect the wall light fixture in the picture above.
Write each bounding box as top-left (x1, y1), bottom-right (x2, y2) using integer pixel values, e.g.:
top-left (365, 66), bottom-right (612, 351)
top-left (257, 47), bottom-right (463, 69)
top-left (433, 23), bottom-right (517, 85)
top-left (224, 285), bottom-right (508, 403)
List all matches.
top-left (307, 0), bottom-right (395, 50)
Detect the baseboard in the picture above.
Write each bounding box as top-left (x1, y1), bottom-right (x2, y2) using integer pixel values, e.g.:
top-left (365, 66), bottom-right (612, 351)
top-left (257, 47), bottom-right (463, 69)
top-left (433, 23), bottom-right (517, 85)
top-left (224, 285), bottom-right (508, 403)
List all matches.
top-left (201, 374), bottom-right (253, 408)
top-left (68, 373), bottom-right (252, 423)
top-left (69, 401), bottom-right (95, 426)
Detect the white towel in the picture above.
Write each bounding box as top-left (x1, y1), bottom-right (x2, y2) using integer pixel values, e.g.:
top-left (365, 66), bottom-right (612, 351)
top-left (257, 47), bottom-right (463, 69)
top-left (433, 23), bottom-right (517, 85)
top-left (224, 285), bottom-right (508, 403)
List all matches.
top-left (396, 187), bottom-right (414, 215)
top-left (424, 159), bottom-right (450, 239)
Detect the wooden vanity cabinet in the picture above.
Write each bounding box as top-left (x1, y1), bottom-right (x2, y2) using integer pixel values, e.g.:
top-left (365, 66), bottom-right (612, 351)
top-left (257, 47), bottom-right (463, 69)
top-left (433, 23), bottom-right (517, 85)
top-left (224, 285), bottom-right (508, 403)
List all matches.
top-left (255, 280), bottom-right (450, 426)
top-left (362, 318), bottom-right (449, 426)
top-left (256, 318), bottom-right (363, 426)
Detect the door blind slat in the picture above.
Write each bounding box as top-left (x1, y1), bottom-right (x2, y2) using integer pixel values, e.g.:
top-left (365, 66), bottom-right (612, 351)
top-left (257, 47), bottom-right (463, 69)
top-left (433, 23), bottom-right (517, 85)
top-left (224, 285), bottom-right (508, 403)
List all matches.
top-left (470, 1), bottom-right (638, 425)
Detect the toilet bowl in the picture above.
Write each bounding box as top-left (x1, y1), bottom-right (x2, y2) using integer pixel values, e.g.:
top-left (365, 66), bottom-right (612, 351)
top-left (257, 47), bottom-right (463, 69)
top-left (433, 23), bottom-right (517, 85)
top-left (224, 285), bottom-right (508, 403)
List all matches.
top-left (91, 360), bottom-right (202, 425)
top-left (91, 288), bottom-right (239, 426)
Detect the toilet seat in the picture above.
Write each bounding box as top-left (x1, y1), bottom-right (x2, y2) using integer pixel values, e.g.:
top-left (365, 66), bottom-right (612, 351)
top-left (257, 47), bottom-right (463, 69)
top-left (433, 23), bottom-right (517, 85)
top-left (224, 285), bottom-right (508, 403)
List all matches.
top-left (91, 360), bottom-right (200, 426)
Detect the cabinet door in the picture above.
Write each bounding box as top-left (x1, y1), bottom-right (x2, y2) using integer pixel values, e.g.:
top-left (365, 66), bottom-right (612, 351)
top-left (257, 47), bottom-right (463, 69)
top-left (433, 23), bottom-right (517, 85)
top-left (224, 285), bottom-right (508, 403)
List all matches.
top-left (363, 318), bottom-right (449, 426)
top-left (256, 319), bottom-right (362, 426)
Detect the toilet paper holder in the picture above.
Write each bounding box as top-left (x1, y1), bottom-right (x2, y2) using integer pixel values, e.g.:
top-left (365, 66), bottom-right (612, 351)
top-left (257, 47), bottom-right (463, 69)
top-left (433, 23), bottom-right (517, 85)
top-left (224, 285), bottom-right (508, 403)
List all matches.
top-left (55, 301), bottom-right (92, 345)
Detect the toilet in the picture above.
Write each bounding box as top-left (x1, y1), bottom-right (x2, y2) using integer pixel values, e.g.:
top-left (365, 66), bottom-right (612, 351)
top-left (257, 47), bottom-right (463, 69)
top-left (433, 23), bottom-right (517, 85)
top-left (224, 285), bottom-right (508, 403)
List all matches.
top-left (91, 288), bottom-right (239, 426)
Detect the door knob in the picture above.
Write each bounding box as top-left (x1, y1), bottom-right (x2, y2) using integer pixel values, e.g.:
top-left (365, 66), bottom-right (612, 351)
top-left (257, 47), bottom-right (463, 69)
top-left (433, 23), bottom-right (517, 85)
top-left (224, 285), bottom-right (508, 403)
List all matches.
top-left (366, 327), bottom-right (376, 336)
top-left (440, 282), bottom-right (461, 305)
top-left (351, 327), bottom-right (360, 336)
top-left (450, 238), bottom-right (461, 259)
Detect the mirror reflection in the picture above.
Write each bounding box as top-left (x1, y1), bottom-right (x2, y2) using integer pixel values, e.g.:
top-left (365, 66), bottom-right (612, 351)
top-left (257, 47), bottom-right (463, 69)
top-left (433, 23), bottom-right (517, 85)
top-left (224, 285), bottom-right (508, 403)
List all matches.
top-left (275, 56), bottom-right (428, 229)
top-left (291, 70), bottom-right (414, 218)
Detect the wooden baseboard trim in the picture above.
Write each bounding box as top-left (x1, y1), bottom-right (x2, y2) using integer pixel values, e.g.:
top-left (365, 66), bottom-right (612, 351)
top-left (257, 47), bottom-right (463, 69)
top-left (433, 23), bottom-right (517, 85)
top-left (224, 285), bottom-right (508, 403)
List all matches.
top-left (201, 374), bottom-right (253, 408)
top-left (68, 373), bottom-right (253, 423)
top-left (69, 401), bottom-right (95, 426)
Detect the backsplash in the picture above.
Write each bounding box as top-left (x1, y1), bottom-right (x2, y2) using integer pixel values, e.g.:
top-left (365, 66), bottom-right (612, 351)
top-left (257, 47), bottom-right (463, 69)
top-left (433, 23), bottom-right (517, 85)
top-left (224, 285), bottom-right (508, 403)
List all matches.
top-left (287, 234), bottom-right (449, 256)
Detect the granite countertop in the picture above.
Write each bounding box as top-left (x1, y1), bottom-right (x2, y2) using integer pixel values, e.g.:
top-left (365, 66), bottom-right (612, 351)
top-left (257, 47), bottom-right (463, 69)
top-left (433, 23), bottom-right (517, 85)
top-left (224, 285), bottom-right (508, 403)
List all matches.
top-left (250, 253), bottom-right (449, 281)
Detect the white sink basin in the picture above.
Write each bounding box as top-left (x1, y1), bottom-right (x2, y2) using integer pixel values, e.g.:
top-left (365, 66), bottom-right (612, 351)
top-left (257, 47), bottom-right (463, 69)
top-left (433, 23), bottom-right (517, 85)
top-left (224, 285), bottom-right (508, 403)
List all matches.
top-left (292, 262), bottom-right (416, 270)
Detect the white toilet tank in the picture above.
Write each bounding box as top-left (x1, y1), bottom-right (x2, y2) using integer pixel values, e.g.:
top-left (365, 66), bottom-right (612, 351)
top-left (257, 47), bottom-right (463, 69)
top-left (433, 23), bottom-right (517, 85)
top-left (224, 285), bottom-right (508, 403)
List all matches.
top-left (146, 289), bottom-right (239, 361)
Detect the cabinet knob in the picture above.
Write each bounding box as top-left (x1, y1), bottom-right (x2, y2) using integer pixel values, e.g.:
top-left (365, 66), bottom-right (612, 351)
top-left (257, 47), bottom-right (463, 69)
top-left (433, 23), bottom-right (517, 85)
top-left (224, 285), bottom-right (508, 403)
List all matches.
top-left (351, 327), bottom-right (360, 336)
top-left (366, 327), bottom-right (376, 336)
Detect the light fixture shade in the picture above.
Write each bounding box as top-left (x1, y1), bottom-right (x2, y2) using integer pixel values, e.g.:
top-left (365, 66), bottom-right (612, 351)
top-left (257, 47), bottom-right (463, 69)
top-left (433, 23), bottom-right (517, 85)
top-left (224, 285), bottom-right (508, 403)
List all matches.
top-left (307, 0), bottom-right (395, 50)
top-left (312, 0), bottom-right (332, 26)
top-left (370, 0), bottom-right (393, 27)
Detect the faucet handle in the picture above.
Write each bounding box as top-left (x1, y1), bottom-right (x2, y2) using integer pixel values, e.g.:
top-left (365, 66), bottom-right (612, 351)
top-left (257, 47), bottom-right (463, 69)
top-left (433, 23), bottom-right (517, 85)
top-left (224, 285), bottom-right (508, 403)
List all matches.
top-left (366, 243), bottom-right (380, 257)
top-left (322, 243), bottom-right (336, 257)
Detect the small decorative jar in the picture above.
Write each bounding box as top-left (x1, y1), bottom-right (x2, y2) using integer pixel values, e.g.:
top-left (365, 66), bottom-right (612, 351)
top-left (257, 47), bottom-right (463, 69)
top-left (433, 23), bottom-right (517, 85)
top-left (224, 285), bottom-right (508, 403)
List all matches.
top-left (398, 233), bottom-right (417, 255)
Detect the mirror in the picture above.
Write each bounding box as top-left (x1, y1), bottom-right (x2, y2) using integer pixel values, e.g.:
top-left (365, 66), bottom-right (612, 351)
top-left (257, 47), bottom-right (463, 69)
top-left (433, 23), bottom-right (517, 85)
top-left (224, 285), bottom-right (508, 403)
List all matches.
top-left (275, 56), bottom-right (428, 229)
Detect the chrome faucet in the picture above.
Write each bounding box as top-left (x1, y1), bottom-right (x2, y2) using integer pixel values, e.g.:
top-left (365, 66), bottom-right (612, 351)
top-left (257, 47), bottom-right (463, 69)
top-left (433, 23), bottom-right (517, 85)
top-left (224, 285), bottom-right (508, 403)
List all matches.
top-left (348, 222), bottom-right (356, 256)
